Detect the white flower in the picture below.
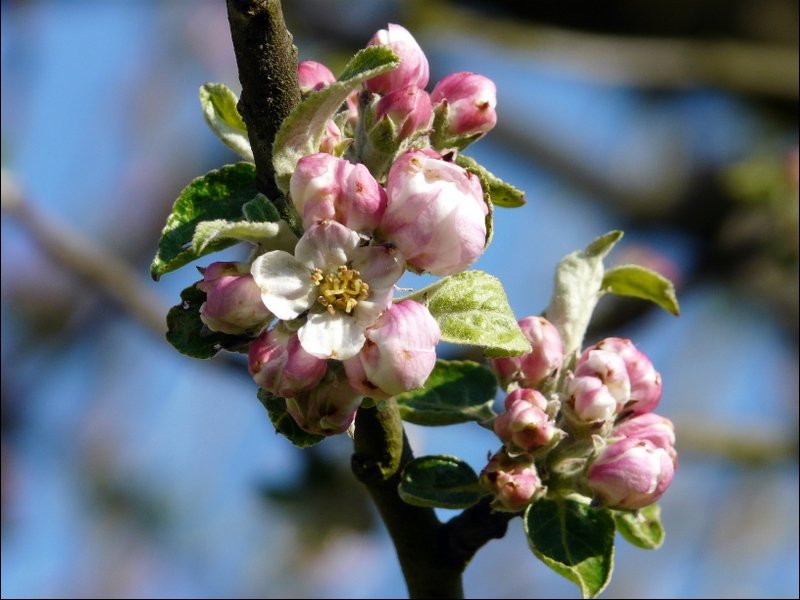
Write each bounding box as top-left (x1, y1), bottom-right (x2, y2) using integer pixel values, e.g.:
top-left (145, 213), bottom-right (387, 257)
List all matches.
top-left (251, 220), bottom-right (404, 360)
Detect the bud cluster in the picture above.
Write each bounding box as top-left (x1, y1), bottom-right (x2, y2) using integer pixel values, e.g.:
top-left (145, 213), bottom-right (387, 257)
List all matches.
top-left (482, 320), bottom-right (677, 512)
top-left (193, 24), bottom-right (503, 436)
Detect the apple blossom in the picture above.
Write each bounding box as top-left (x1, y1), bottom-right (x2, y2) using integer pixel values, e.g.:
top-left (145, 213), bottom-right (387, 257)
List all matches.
top-left (364, 24), bottom-right (429, 95)
top-left (196, 262), bottom-right (272, 335)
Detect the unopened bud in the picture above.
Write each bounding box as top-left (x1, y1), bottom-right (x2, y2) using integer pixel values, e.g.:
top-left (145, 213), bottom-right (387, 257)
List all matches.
top-left (431, 72), bottom-right (497, 147)
top-left (494, 389), bottom-right (561, 453)
top-left (480, 450), bottom-right (543, 512)
top-left (248, 326), bottom-right (328, 398)
top-left (375, 86), bottom-right (433, 141)
top-left (567, 375), bottom-right (618, 423)
top-left (285, 368), bottom-right (363, 436)
top-left (298, 60), bottom-right (336, 94)
top-left (490, 316), bottom-right (563, 389)
top-left (611, 413), bottom-right (676, 461)
top-left (196, 262), bottom-right (272, 335)
top-left (364, 24), bottom-right (429, 95)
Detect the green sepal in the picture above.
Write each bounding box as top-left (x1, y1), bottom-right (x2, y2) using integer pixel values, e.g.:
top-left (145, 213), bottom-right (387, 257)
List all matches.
top-left (257, 390), bottom-right (324, 448)
top-left (398, 455), bottom-right (486, 509)
top-left (165, 283), bottom-right (252, 359)
top-left (272, 46), bottom-right (399, 194)
top-left (601, 264), bottom-right (680, 316)
top-left (394, 360), bottom-right (497, 426)
top-left (199, 83), bottom-right (253, 161)
top-left (150, 163), bottom-right (259, 280)
top-left (524, 497), bottom-right (615, 599)
top-left (402, 271), bottom-right (531, 358)
top-left (613, 504), bottom-right (665, 550)
top-left (455, 153), bottom-right (526, 208)
top-left (546, 231), bottom-right (623, 357)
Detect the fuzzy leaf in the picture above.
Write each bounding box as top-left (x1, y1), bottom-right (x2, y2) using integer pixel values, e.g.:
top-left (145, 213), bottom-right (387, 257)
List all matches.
top-left (150, 163), bottom-right (258, 280)
top-left (243, 193), bottom-right (281, 222)
top-left (546, 231), bottom-right (623, 357)
top-left (602, 265), bottom-right (680, 316)
top-left (191, 219), bottom-right (296, 255)
top-left (455, 153), bottom-right (526, 208)
top-left (165, 283), bottom-right (251, 359)
top-left (613, 504), bottom-right (665, 550)
top-left (525, 498), bottom-right (615, 599)
top-left (404, 271), bottom-right (530, 358)
top-left (257, 390), bottom-right (324, 448)
top-left (398, 455), bottom-right (485, 509)
top-left (272, 46), bottom-right (399, 194)
top-left (199, 83), bottom-right (253, 161)
top-left (394, 360), bottom-right (497, 426)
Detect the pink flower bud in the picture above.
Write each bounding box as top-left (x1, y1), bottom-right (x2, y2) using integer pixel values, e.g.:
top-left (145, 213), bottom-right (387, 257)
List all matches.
top-left (196, 262), bottom-right (272, 335)
top-left (587, 437), bottom-right (676, 509)
top-left (611, 413), bottom-right (676, 461)
top-left (480, 451), bottom-right (543, 512)
top-left (318, 119), bottom-right (344, 155)
top-left (290, 153), bottom-right (387, 232)
top-left (494, 389), bottom-right (560, 453)
top-left (375, 86), bottom-right (433, 141)
top-left (379, 149), bottom-right (488, 275)
top-left (490, 316), bottom-right (563, 389)
top-left (575, 349), bottom-right (631, 408)
top-left (297, 60), bottom-right (336, 94)
top-left (364, 24), bottom-right (429, 95)
top-left (431, 72), bottom-right (497, 139)
top-left (248, 327), bottom-right (328, 398)
top-left (344, 300), bottom-right (440, 399)
top-left (583, 338), bottom-right (662, 414)
top-left (567, 375), bottom-right (618, 423)
top-left (285, 370), bottom-right (362, 436)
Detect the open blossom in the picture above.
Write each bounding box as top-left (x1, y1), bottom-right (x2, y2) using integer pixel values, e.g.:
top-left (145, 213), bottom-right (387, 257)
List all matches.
top-left (493, 388), bottom-right (561, 453)
top-left (364, 24), bottom-right (429, 95)
top-left (196, 262), bottom-right (272, 335)
top-left (248, 326), bottom-right (328, 398)
top-left (379, 148), bottom-right (488, 276)
top-left (344, 299), bottom-right (440, 399)
top-left (250, 220), bottom-right (404, 360)
top-left (290, 153), bottom-right (387, 232)
top-left (297, 60), bottom-right (336, 94)
top-left (431, 72), bottom-right (497, 141)
top-left (490, 316), bottom-right (563, 389)
top-left (587, 436), bottom-right (676, 509)
top-left (582, 338), bottom-right (662, 415)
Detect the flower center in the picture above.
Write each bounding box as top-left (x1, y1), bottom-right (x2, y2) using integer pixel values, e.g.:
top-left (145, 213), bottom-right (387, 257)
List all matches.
top-left (310, 266), bottom-right (370, 315)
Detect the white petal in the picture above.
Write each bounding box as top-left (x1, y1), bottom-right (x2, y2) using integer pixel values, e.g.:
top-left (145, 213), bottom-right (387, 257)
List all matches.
top-left (299, 312), bottom-right (368, 360)
top-left (295, 220), bottom-right (360, 270)
top-left (350, 244), bottom-right (404, 297)
top-left (251, 251), bottom-right (315, 320)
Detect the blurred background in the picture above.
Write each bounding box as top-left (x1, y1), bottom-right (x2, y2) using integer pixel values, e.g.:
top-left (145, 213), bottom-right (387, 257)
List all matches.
top-left (1, 0), bottom-right (798, 597)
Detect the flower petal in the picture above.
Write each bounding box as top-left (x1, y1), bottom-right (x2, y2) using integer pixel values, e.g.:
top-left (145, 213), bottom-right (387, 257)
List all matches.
top-left (299, 310), bottom-right (375, 360)
top-left (350, 244), bottom-right (405, 298)
top-left (295, 220), bottom-right (360, 271)
top-left (251, 251), bottom-right (315, 320)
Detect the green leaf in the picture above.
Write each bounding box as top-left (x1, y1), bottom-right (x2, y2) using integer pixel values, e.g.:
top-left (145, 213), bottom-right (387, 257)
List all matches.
top-left (150, 163), bottom-right (259, 280)
top-left (257, 390), bottom-right (324, 448)
top-left (243, 193), bottom-right (281, 222)
top-left (404, 271), bottom-right (531, 358)
top-left (191, 219), bottom-right (296, 255)
top-left (613, 504), bottom-right (665, 550)
top-left (165, 283), bottom-right (251, 359)
top-left (602, 265), bottom-right (680, 316)
top-left (199, 83), bottom-right (253, 162)
top-left (525, 498), bottom-right (615, 599)
top-left (394, 360), bottom-right (497, 426)
top-left (455, 153), bottom-right (526, 208)
top-left (398, 455), bottom-right (485, 509)
top-left (545, 231), bottom-right (623, 357)
top-left (272, 46), bottom-right (399, 194)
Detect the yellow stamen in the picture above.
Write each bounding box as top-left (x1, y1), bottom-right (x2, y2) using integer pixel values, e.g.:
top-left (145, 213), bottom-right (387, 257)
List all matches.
top-left (310, 265), bottom-right (370, 315)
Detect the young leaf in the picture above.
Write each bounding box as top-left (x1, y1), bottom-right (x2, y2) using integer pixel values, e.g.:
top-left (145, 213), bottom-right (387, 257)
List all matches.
top-left (546, 231), bottom-right (623, 357)
top-left (272, 46), bottom-right (399, 194)
top-left (398, 455), bottom-right (485, 509)
top-left (243, 193), bottom-right (281, 222)
top-left (404, 271), bottom-right (531, 358)
top-left (257, 390), bottom-right (324, 448)
top-left (150, 163), bottom-right (259, 280)
top-left (602, 265), bottom-right (680, 316)
top-left (165, 283), bottom-right (251, 359)
top-left (613, 504), bottom-right (665, 550)
top-left (191, 219), bottom-right (296, 255)
top-left (199, 83), bottom-right (254, 162)
top-left (525, 497), bottom-right (615, 599)
top-left (455, 153), bottom-right (526, 208)
top-left (394, 360), bottom-right (497, 426)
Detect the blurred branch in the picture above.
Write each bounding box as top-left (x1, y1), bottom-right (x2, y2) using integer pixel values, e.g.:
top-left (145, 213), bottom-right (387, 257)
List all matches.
top-left (1, 169), bottom-right (166, 336)
top-left (676, 421), bottom-right (798, 465)
top-left (412, 1), bottom-right (799, 99)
